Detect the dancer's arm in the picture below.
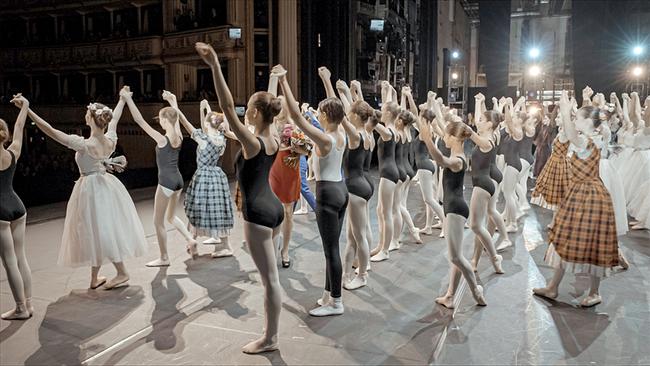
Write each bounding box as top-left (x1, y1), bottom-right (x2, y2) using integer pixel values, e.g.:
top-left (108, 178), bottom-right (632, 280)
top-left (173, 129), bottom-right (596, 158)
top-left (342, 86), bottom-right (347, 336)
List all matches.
top-left (631, 92), bottom-right (643, 128)
top-left (27, 108), bottom-right (80, 148)
top-left (267, 75), bottom-right (279, 97)
top-left (122, 92), bottom-right (166, 146)
top-left (335, 80), bottom-right (353, 114)
top-left (318, 67), bottom-right (337, 99)
top-left (277, 66), bottom-right (332, 155)
top-left (430, 101), bottom-right (448, 138)
top-left (503, 103), bottom-right (523, 140)
top-left (350, 80), bottom-right (363, 101)
top-left (107, 88), bottom-right (127, 135)
top-left (468, 95), bottom-right (493, 151)
top-left (419, 122), bottom-right (464, 172)
top-left (200, 99), bottom-right (212, 124)
top-left (581, 86), bottom-right (593, 107)
top-left (643, 96), bottom-right (650, 128)
top-left (559, 91), bottom-right (586, 149)
top-left (8, 94), bottom-right (29, 158)
top-left (196, 42), bottom-right (260, 157)
top-left (162, 90), bottom-right (196, 135)
top-left (403, 87), bottom-right (418, 116)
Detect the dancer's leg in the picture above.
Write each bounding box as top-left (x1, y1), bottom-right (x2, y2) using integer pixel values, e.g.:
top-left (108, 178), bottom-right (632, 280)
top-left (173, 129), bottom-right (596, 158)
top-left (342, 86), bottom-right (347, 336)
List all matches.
top-left (418, 170), bottom-right (445, 233)
top-left (469, 188), bottom-right (503, 273)
top-left (344, 194), bottom-right (370, 289)
top-left (371, 178), bottom-right (396, 260)
top-left (503, 166), bottom-right (519, 230)
top-left (0, 219), bottom-right (29, 319)
top-left (489, 179), bottom-right (511, 251)
top-left (390, 181), bottom-right (404, 250)
top-left (280, 203), bottom-right (294, 263)
top-left (533, 267), bottom-right (565, 299)
top-left (150, 186), bottom-right (172, 265)
top-left (399, 177), bottom-right (421, 243)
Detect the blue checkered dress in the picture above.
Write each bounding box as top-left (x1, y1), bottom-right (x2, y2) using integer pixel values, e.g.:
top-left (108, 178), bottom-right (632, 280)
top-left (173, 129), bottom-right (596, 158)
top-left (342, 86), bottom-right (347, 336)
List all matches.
top-left (184, 129), bottom-right (234, 237)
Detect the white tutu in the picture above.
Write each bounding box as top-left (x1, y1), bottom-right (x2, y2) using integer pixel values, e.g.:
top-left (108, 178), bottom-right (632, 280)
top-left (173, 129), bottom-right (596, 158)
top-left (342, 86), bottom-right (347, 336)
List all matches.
top-left (599, 159), bottom-right (628, 236)
top-left (628, 180), bottom-right (650, 229)
top-left (622, 150), bottom-right (650, 206)
top-left (59, 173), bottom-right (148, 267)
top-left (57, 131), bottom-right (148, 268)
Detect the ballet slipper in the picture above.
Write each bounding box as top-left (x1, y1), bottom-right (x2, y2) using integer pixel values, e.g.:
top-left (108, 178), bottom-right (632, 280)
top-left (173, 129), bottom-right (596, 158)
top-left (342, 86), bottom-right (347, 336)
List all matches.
top-left (418, 227), bottom-right (433, 236)
top-left (1, 305), bottom-right (31, 320)
top-left (344, 273), bottom-right (368, 290)
top-left (431, 221), bottom-right (443, 229)
top-left (26, 298), bottom-right (34, 315)
top-left (618, 251), bottom-right (629, 270)
top-left (370, 251), bottom-right (389, 262)
top-left (242, 337), bottom-right (279, 354)
top-left (146, 258), bottom-right (170, 267)
top-left (388, 241), bottom-right (401, 251)
top-left (186, 240), bottom-right (199, 259)
top-left (317, 290), bottom-right (331, 306)
top-left (471, 285), bottom-right (487, 306)
top-left (580, 294), bottom-right (602, 307)
top-left (202, 237), bottom-right (222, 245)
top-left (355, 264), bottom-right (371, 275)
top-left (211, 248), bottom-right (234, 258)
top-left (435, 295), bottom-right (455, 309)
top-left (104, 275), bottom-right (129, 290)
top-left (492, 255), bottom-right (505, 274)
top-left (496, 239), bottom-right (513, 252)
top-left (506, 223), bottom-right (518, 233)
top-left (90, 276), bottom-right (108, 289)
top-left (532, 287), bottom-right (558, 300)
top-left (309, 298), bottom-right (344, 317)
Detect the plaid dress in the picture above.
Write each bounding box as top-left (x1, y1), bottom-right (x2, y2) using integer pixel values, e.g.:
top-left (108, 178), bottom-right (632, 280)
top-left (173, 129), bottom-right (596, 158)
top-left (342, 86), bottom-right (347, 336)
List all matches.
top-left (545, 139), bottom-right (619, 276)
top-left (184, 130), bottom-right (234, 238)
top-left (531, 137), bottom-right (571, 210)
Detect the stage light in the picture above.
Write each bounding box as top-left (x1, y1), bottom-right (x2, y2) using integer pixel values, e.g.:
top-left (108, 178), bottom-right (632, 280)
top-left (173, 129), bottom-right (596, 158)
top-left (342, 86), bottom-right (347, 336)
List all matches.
top-left (452, 50), bottom-right (460, 59)
top-left (529, 47), bottom-right (540, 59)
top-left (451, 72), bottom-right (459, 80)
top-left (528, 65), bottom-right (541, 77)
top-left (632, 66), bottom-right (644, 77)
top-left (632, 45), bottom-right (644, 56)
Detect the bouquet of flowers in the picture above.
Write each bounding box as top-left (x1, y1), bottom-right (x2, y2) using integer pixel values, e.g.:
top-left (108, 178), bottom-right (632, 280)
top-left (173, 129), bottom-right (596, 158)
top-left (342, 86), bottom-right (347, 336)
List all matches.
top-left (280, 124), bottom-right (313, 169)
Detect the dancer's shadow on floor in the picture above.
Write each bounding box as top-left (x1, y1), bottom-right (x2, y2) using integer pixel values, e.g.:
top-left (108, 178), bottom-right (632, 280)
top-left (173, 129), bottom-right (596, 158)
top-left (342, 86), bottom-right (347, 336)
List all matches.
top-left (0, 317), bottom-right (27, 341)
top-left (24, 286), bottom-right (145, 365)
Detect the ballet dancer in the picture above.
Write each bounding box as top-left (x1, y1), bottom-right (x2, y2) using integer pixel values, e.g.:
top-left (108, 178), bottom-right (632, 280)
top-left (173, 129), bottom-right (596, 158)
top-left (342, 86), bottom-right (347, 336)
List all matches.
top-left (163, 92), bottom-right (236, 258)
top-left (196, 42), bottom-right (284, 353)
top-left (1, 94), bottom-right (32, 320)
top-left (533, 91), bottom-right (619, 307)
top-left (498, 97), bottom-right (525, 232)
top-left (27, 89), bottom-right (147, 290)
top-left (516, 110), bottom-right (537, 212)
top-left (370, 82), bottom-right (401, 262)
top-left (532, 107), bottom-right (558, 177)
top-left (418, 113), bottom-right (486, 308)
top-left (279, 65), bottom-right (349, 316)
top-left (122, 87), bottom-right (198, 265)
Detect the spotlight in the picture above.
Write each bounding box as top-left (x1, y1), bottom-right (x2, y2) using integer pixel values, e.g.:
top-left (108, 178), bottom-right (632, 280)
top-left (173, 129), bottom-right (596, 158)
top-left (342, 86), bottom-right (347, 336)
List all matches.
top-left (529, 47), bottom-right (540, 59)
top-left (632, 66), bottom-right (644, 77)
top-left (451, 72), bottom-right (459, 80)
top-left (632, 45), bottom-right (644, 56)
top-left (528, 65), bottom-right (542, 77)
top-left (452, 50), bottom-right (460, 59)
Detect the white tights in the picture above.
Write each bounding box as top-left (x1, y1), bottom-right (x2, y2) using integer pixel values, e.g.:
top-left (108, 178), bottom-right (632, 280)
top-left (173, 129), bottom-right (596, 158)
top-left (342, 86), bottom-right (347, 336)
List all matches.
top-left (442, 214), bottom-right (481, 297)
top-left (398, 177), bottom-right (418, 236)
top-left (417, 169), bottom-right (445, 229)
top-left (153, 185), bottom-right (195, 260)
top-left (517, 159), bottom-right (532, 209)
top-left (469, 188), bottom-right (500, 267)
top-left (502, 166), bottom-right (520, 227)
top-left (0, 215), bottom-right (31, 312)
top-left (344, 194), bottom-right (370, 277)
top-left (372, 178), bottom-right (396, 255)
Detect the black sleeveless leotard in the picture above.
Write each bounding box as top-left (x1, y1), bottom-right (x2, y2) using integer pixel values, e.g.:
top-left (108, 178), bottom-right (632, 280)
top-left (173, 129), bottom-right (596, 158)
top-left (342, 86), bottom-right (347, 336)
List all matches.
top-left (377, 130), bottom-right (399, 183)
top-left (0, 151), bottom-right (26, 221)
top-left (156, 136), bottom-right (184, 191)
top-left (471, 141), bottom-right (497, 196)
top-left (395, 139), bottom-right (407, 182)
top-left (236, 137), bottom-right (284, 228)
top-left (345, 134), bottom-right (373, 201)
top-left (442, 157), bottom-right (469, 218)
top-left (362, 143), bottom-right (375, 196)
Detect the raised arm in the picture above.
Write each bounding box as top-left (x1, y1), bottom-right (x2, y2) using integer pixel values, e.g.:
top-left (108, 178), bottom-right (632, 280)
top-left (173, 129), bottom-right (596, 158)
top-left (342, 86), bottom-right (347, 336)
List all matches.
top-left (107, 90), bottom-right (127, 135)
top-left (403, 87), bottom-right (418, 116)
top-left (335, 80), bottom-right (353, 114)
top-left (503, 103), bottom-right (523, 140)
top-left (267, 75), bottom-right (279, 97)
top-left (318, 67), bottom-right (337, 99)
top-left (8, 94), bottom-right (29, 158)
top-left (196, 42), bottom-right (259, 156)
top-left (162, 90), bottom-right (195, 135)
top-left (621, 93), bottom-right (632, 126)
top-left (631, 92), bottom-right (643, 128)
top-left (27, 108), bottom-right (77, 148)
top-left (277, 67), bottom-right (332, 154)
top-left (200, 99), bottom-right (212, 124)
top-left (122, 93), bottom-right (166, 145)
top-left (559, 91), bottom-right (585, 149)
top-left (350, 80), bottom-right (363, 101)
top-left (475, 93), bottom-right (485, 124)
top-left (419, 122), bottom-right (463, 172)
top-left (581, 86), bottom-right (593, 108)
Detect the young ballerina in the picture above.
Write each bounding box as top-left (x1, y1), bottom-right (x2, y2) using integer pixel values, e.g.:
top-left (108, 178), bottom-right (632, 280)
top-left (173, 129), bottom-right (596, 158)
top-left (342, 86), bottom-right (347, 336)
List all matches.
top-left (370, 82), bottom-right (401, 262)
top-left (533, 91), bottom-right (619, 307)
top-left (516, 110), bottom-right (538, 211)
top-left (280, 65), bottom-right (349, 316)
top-left (418, 113), bottom-right (486, 308)
top-left (122, 87), bottom-right (198, 266)
top-left (498, 97), bottom-right (525, 232)
top-left (27, 89), bottom-right (147, 290)
top-left (1, 94), bottom-right (32, 320)
top-left (196, 42), bottom-right (284, 353)
top-left (162, 92), bottom-right (236, 258)
top-left (532, 107), bottom-right (558, 177)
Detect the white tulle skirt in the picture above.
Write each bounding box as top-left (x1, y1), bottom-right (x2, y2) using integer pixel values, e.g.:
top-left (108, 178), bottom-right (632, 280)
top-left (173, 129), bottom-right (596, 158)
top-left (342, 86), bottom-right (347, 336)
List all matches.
top-left (58, 173), bottom-right (148, 267)
top-left (622, 150), bottom-right (650, 206)
top-left (628, 180), bottom-right (650, 229)
top-left (599, 159), bottom-right (628, 236)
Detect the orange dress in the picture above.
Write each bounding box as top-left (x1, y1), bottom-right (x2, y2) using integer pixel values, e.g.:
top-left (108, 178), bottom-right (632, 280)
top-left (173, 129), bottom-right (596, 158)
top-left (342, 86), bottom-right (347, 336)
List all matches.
top-left (269, 149), bottom-right (301, 204)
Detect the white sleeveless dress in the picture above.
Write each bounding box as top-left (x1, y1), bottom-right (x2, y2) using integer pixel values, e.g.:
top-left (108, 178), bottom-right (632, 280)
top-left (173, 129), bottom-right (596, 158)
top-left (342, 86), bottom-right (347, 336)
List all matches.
top-left (58, 131), bottom-right (147, 267)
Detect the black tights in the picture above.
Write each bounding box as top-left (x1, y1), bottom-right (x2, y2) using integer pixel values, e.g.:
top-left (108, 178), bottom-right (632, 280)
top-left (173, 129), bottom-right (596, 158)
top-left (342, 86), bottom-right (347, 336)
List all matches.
top-left (316, 181), bottom-right (349, 298)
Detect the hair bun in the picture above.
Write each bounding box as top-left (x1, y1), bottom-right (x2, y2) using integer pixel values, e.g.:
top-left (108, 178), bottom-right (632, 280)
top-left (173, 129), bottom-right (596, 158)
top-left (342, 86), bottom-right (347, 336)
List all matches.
top-left (270, 97), bottom-right (283, 117)
top-left (0, 119), bottom-right (8, 144)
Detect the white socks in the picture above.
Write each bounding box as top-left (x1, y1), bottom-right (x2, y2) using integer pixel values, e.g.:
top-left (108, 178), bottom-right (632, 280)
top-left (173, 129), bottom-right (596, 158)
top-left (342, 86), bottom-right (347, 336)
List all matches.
top-left (310, 296), bottom-right (344, 317)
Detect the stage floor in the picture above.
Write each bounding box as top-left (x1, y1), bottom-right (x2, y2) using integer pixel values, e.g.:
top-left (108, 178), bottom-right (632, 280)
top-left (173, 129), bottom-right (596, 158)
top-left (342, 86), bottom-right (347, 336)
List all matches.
top-left (1, 176), bottom-right (649, 365)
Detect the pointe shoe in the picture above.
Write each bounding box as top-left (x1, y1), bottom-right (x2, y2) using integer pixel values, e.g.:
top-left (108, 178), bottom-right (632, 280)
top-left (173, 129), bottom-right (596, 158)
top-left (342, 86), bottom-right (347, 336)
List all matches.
top-left (435, 295), bottom-right (455, 309)
top-left (1, 306), bottom-right (31, 320)
top-left (146, 258), bottom-right (170, 267)
top-left (439, 230), bottom-right (445, 238)
top-left (90, 276), bottom-right (108, 289)
top-left (630, 223), bottom-right (647, 230)
top-left (104, 275), bottom-right (129, 290)
top-left (492, 254), bottom-right (504, 274)
top-left (370, 251), bottom-right (389, 262)
top-left (431, 221), bottom-right (443, 229)
top-left (532, 287), bottom-right (558, 300)
top-left (186, 240), bottom-right (199, 259)
top-left (618, 252), bottom-right (629, 270)
top-left (471, 285), bottom-right (487, 306)
top-left (419, 226), bottom-right (433, 235)
top-left (388, 241), bottom-right (401, 251)
top-left (344, 274), bottom-right (368, 290)
top-left (309, 299), bottom-right (344, 317)
top-left (241, 337), bottom-right (279, 354)
top-left (496, 239), bottom-right (513, 252)
top-left (212, 248), bottom-right (234, 258)
top-left (409, 230), bottom-right (423, 244)
top-left (580, 294), bottom-right (602, 307)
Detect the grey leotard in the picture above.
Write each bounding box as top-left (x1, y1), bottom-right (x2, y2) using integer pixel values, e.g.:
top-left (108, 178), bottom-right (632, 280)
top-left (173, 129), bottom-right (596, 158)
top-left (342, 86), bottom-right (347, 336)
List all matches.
top-left (0, 151), bottom-right (26, 221)
top-left (156, 136), bottom-right (184, 191)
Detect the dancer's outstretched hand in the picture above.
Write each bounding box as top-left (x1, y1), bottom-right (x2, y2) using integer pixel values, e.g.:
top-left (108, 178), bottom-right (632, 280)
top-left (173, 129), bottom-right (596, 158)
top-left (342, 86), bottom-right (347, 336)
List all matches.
top-left (582, 86), bottom-right (593, 100)
top-left (195, 42), bottom-right (219, 67)
top-left (350, 80), bottom-right (361, 93)
top-left (10, 93), bottom-right (28, 109)
top-left (318, 66), bottom-right (331, 80)
top-left (119, 86), bottom-right (132, 100)
top-left (271, 64), bottom-right (287, 78)
top-left (162, 90), bottom-right (177, 105)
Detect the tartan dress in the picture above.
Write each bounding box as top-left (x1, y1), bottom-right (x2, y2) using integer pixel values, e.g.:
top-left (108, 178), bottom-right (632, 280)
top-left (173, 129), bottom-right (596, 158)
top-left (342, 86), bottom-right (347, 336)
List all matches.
top-left (545, 139), bottom-right (619, 276)
top-left (531, 137), bottom-right (571, 210)
top-left (184, 130), bottom-right (234, 238)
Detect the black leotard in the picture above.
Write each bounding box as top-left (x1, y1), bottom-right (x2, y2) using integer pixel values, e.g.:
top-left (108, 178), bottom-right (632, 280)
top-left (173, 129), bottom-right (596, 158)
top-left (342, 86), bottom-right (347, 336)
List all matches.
top-left (415, 137), bottom-right (435, 172)
top-left (377, 130), bottom-right (399, 183)
top-left (395, 139), bottom-right (407, 182)
top-left (442, 157), bottom-right (469, 219)
top-left (499, 133), bottom-right (522, 171)
top-left (236, 137), bottom-right (284, 228)
top-left (403, 138), bottom-right (416, 179)
top-left (362, 143), bottom-right (375, 197)
top-left (471, 141), bottom-right (497, 196)
top-left (345, 134), bottom-right (373, 201)
top-left (156, 136), bottom-right (184, 191)
top-left (519, 134), bottom-right (534, 164)
top-left (0, 151), bottom-right (26, 222)
top-left (436, 136), bottom-right (451, 157)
